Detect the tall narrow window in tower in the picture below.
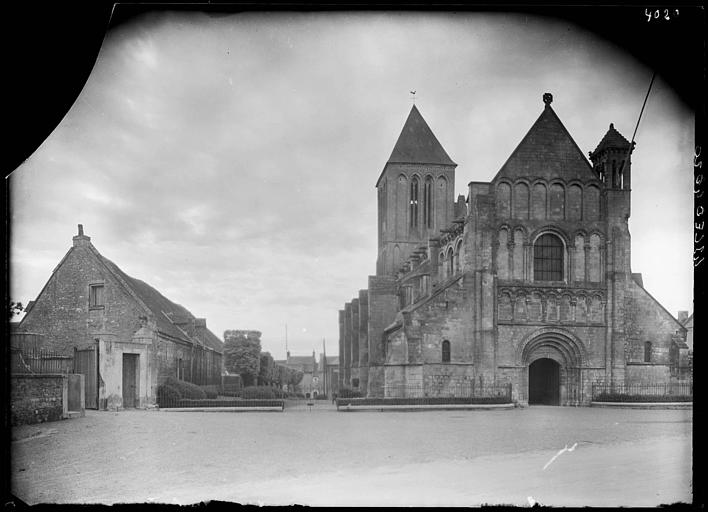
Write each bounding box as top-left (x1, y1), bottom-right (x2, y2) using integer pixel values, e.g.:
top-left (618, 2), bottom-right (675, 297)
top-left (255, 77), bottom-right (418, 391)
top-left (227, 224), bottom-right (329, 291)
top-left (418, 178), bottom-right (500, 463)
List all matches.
top-left (455, 240), bottom-right (463, 273)
top-left (410, 177), bottom-right (419, 228)
top-left (534, 234), bottom-right (564, 281)
top-left (644, 341), bottom-right (652, 363)
top-left (447, 247), bottom-right (454, 277)
top-left (441, 340), bottom-right (451, 363)
top-left (424, 176), bottom-right (433, 229)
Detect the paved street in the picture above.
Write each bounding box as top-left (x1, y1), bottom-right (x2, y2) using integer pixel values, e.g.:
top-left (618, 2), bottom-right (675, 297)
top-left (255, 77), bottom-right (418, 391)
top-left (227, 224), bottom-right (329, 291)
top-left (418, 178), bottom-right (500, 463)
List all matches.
top-left (11, 404), bottom-right (692, 506)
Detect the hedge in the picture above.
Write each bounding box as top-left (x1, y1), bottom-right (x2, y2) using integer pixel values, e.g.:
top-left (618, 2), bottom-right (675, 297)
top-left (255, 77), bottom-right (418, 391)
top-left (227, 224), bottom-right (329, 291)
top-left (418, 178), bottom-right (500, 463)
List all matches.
top-left (157, 384), bottom-right (181, 406)
top-left (337, 387), bottom-right (362, 398)
top-left (241, 385), bottom-right (289, 399)
top-left (167, 398), bottom-right (284, 409)
top-left (200, 385), bottom-right (220, 399)
top-left (157, 376), bottom-right (207, 403)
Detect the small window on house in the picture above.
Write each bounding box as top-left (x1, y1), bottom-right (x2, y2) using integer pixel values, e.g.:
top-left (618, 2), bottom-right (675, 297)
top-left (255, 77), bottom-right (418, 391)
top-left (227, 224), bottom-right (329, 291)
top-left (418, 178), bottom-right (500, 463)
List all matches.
top-left (644, 342), bottom-right (652, 363)
top-left (442, 340), bottom-right (451, 363)
top-left (89, 284), bottom-right (104, 308)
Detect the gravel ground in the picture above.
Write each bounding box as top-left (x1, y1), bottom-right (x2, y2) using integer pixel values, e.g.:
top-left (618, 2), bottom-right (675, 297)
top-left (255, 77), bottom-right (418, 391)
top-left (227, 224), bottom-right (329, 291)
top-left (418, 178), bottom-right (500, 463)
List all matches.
top-left (10, 403), bottom-right (692, 506)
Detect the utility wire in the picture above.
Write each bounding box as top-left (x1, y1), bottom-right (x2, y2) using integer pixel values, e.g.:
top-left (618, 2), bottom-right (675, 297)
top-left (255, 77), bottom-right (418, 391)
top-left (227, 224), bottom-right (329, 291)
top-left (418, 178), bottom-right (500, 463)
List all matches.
top-left (624, 71), bottom-right (657, 168)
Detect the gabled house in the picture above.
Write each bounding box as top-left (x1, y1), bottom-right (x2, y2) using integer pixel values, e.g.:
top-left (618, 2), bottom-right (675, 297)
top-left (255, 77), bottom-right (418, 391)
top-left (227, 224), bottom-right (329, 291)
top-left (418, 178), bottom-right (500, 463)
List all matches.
top-left (16, 225), bottom-right (223, 410)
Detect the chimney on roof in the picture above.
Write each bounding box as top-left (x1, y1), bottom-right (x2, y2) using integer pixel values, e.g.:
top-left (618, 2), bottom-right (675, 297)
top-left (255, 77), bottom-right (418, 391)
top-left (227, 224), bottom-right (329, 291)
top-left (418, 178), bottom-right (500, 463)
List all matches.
top-left (678, 311), bottom-right (688, 324)
top-left (195, 318), bottom-right (206, 329)
top-left (72, 224), bottom-right (91, 247)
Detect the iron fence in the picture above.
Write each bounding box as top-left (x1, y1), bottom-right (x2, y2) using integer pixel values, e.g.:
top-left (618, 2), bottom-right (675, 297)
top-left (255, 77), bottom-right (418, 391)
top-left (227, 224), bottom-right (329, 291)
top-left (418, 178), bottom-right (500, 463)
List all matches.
top-left (592, 382), bottom-right (693, 402)
top-left (157, 396), bottom-right (285, 409)
top-left (157, 384), bottom-right (290, 409)
top-left (11, 347), bottom-right (73, 375)
top-left (335, 383), bottom-right (513, 407)
top-left (382, 383), bottom-right (512, 400)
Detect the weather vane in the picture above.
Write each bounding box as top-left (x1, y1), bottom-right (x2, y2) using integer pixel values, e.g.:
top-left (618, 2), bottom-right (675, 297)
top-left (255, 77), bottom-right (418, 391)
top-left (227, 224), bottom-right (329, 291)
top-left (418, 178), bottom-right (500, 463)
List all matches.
top-left (410, 89), bottom-right (417, 104)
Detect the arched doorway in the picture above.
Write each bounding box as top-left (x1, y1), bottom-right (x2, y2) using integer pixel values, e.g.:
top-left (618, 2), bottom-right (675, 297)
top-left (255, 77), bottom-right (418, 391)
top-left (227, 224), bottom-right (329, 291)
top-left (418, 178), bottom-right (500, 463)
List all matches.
top-left (528, 358), bottom-right (560, 405)
top-left (518, 328), bottom-right (587, 406)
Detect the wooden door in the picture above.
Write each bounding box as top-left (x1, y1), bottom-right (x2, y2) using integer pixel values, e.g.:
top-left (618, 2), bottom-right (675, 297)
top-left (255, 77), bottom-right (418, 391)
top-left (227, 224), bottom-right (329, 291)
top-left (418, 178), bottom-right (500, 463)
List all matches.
top-left (529, 358), bottom-right (560, 405)
top-left (74, 343), bottom-right (99, 409)
top-left (122, 354), bottom-right (138, 408)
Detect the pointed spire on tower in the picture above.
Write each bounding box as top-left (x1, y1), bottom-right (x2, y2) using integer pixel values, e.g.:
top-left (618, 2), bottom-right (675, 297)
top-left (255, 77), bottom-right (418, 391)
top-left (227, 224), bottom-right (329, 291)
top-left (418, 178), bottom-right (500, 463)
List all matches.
top-left (386, 105), bottom-right (456, 167)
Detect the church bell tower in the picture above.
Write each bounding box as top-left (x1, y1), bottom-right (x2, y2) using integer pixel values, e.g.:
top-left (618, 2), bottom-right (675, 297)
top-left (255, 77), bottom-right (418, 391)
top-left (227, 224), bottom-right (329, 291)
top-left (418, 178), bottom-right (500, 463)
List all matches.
top-left (375, 105), bottom-right (457, 276)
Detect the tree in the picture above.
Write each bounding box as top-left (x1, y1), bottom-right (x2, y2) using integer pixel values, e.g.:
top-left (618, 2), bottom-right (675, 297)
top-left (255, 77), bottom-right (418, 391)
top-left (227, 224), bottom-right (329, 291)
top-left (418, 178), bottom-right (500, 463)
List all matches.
top-left (276, 364), bottom-right (288, 389)
top-left (258, 352), bottom-right (275, 386)
top-left (223, 330), bottom-right (262, 387)
top-left (8, 301), bottom-right (24, 320)
top-left (288, 368), bottom-right (304, 390)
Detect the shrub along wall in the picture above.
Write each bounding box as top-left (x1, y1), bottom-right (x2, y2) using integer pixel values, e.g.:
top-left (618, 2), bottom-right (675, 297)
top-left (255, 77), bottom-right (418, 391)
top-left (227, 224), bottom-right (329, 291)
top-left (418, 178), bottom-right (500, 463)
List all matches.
top-left (11, 374), bottom-right (68, 426)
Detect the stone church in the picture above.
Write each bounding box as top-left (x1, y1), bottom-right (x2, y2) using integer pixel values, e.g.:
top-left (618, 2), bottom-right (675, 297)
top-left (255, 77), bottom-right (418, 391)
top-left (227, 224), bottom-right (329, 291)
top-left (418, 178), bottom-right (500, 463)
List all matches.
top-left (338, 93), bottom-right (689, 405)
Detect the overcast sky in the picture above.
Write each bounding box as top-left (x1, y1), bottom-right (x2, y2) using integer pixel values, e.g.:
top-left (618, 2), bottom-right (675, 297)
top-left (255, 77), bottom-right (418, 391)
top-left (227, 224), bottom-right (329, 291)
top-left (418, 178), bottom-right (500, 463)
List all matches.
top-left (9, 11), bottom-right (694, 360)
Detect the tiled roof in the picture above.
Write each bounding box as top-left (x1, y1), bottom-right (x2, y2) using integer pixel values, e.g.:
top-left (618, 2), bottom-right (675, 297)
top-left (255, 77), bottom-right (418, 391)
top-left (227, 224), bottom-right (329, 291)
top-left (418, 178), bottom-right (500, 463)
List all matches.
top-left (386, 105), bottom-right (456, 166)
top-left (590, 123), bottom-right (631, 157)
top-left (99, 255), bottom-right (223, 352)
top-left (194, 325), bottom-right (225, 352)
top-left (493, 103), bottom-right (595, 182)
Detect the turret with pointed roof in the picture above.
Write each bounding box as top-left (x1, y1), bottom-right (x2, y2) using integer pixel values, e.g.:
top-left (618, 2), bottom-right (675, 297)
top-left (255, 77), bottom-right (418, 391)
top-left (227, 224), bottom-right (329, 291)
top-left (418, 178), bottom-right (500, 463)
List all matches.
top-left (589, 122), bottom-right (634, 190)
top-left (376, 104), bottom-right (457, 276)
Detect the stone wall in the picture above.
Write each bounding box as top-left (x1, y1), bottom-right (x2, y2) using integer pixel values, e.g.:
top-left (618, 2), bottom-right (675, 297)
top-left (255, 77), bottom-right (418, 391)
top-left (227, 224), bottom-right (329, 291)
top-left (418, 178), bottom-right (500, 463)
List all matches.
top-left (11, 374), bottom-right (68, 426)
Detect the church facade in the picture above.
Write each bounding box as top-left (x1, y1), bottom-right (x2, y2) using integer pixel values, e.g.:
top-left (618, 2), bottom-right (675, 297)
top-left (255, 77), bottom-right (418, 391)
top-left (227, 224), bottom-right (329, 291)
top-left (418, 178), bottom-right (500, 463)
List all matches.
top-left (338, 93), bottom-right (689, 405)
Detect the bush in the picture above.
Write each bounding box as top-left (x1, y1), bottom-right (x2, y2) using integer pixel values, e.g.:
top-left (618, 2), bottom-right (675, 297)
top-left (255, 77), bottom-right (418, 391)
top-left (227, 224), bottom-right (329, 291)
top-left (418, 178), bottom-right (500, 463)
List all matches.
top-left (314, 394), bottom-right (329, 400)
top-left (338, 387), bottom-right (362, 398)
top-left (200, 385), bottom-right (220, 399)
top-left (161, 376), bottom-right (207, 399)
top-left (157, 384), bottom-right (180, 407)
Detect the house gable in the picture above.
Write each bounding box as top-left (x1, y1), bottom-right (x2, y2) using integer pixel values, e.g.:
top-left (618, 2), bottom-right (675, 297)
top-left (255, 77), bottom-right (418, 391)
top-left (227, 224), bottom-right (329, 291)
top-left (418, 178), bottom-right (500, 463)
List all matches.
top-left (17, 244), bottom-right (148, 355)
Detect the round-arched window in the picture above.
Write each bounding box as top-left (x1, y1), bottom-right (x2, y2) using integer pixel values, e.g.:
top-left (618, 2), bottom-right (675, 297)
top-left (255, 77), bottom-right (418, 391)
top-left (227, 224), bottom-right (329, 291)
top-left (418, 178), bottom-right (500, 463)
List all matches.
top-left (533, 233), bottom-right (564, 281)
top-left (441, 340), bottom-right (451, 363)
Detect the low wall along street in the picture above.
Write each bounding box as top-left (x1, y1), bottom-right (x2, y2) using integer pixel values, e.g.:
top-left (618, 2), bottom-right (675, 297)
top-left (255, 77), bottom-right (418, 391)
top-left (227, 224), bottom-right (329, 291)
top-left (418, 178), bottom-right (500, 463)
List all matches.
top-left (11, 374), bottom-right (85, 426)
top-left (11, 374), bottom-right (68, 426)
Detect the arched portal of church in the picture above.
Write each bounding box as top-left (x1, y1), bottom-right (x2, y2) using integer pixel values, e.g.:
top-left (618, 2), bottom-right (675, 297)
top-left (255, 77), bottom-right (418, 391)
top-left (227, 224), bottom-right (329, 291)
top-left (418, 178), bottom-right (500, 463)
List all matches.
top-left (519, 329), bottom-right (586, 406)
top-left (529, 358), bottom-right (560, 405)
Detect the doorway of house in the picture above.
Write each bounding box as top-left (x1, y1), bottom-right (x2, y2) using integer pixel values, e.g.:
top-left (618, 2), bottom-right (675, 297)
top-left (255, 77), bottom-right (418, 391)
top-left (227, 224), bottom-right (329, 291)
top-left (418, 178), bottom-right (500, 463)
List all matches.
top-left (529, 358), bottom-right (560, 405)
top-left (122, 354), bottom-right (139, 408)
